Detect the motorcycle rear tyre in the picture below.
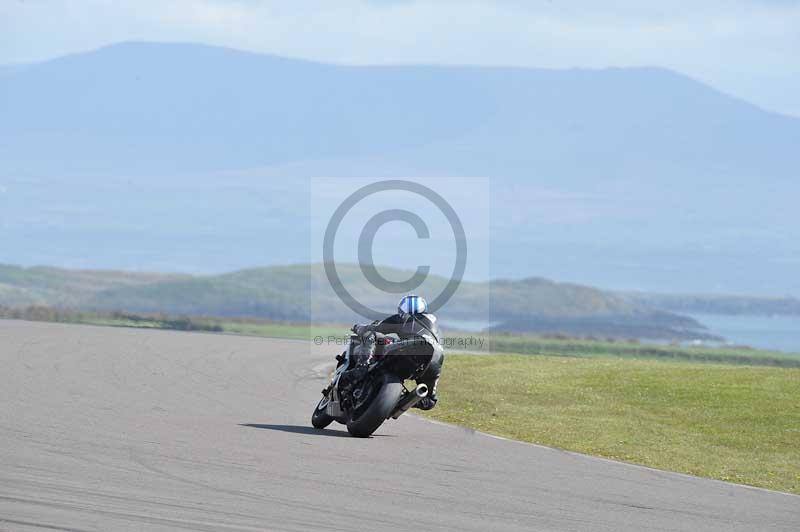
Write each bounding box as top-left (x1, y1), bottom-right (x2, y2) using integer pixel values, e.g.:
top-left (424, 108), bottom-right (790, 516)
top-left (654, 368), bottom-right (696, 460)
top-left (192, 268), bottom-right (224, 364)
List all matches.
top-left (346, 375), bottom-right (403, 438)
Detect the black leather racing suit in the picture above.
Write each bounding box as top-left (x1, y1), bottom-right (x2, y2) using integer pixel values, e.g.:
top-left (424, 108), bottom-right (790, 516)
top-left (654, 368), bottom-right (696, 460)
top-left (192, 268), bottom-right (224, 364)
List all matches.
top-left (353, 312), bottom-right (443, 410)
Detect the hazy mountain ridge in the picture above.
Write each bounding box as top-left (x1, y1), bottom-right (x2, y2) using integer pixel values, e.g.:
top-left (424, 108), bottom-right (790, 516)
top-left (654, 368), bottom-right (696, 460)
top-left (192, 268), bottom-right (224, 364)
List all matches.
top-left (3, 41), bottom-right (798, 179)
top-left (621, 292), bottom-right (800, 317)
top-left (0, 262), bottom-right (716, 340)
top-left (0, 264), bottom-right (185, 307)
top-left (2, 42), bottom-right (799, 295)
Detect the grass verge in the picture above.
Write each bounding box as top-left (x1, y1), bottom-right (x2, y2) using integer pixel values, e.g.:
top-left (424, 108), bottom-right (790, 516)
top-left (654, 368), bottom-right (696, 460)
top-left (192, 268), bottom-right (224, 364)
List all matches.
top-left (418, 354), bottom-right (800, 494)
top-left (488, 334), bottom-right (800, 367)
top-left (2, 305), bottom-right (799, 367)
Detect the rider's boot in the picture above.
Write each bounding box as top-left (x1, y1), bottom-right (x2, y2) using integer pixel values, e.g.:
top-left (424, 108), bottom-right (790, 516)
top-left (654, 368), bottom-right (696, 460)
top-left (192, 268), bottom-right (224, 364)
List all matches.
top-left (413, 392), bottom-right (437, 411)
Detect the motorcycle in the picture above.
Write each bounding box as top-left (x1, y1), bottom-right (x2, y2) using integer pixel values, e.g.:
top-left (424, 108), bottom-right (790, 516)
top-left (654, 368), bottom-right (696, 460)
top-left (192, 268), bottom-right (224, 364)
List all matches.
top-left (311, 316), bottom-right (443, 437)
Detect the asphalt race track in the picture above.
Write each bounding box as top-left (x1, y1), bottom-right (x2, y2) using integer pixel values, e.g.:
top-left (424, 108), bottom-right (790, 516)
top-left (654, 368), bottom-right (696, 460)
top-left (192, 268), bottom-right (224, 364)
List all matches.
top-left (0, 321), bottom-right (798, 531)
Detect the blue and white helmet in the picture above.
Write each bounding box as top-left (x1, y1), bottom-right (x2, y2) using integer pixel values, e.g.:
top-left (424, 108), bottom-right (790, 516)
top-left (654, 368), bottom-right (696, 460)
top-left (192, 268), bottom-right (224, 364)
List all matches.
top-left (398, 295), bottom-right (427, 316)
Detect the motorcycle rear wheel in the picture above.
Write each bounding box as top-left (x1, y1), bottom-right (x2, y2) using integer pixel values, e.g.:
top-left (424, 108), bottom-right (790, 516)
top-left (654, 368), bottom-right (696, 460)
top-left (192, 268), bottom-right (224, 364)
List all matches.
top-left (346, 375), bottom-right (403, 438)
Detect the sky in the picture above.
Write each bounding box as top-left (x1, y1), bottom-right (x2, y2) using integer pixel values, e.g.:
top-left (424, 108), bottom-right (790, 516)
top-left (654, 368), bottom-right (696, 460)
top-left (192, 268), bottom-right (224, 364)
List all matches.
top-left (1, 0), bottom-right (799, 116)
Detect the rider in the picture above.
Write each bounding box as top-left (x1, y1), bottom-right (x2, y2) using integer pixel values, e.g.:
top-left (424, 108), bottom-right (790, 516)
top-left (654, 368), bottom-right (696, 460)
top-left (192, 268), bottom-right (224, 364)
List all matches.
top-left (350, 295), bottom-right (443, 411)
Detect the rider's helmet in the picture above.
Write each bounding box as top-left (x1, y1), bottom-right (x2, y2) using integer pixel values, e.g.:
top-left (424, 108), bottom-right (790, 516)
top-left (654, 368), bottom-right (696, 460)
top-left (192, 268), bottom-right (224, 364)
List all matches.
top-left (398, 295), bottom-right (427, 316)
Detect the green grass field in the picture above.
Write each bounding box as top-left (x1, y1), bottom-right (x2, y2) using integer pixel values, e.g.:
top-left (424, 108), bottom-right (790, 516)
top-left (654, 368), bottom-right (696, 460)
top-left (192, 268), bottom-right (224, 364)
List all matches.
top-left (3, 306), bottom-right (799, 367)
top-left (487, 334), bottom-right (800, 367)
top-left (216, 319), bottom-right (800, 367)
top-left (419, 354), bottom-right (800, 494)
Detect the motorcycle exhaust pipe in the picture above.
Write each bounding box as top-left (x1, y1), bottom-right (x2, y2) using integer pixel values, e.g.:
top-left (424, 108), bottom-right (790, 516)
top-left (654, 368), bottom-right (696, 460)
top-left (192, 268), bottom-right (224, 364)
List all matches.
top-left (390, 383), bottom-right (428, 419)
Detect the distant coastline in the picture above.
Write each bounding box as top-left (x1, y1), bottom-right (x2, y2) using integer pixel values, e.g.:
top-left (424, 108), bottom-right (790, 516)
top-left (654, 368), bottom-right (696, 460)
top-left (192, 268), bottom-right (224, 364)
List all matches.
top-left (684, 313), bottom-right (800, 355)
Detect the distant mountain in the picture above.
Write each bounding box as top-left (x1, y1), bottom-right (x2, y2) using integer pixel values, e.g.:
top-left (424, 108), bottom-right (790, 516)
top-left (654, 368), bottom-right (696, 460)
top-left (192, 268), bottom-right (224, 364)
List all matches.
top-left (0, 264), bottom-right (184, 307)
top-left (488, 313), bottom-right (708, 341)
top-left (1, 42), bottom-right (799, 294)
top-left (3, 42), bottom-right (797, 179)
top-left (621, 292), bottom-right (800, 317)
top-left (0, 262), bottom-right (715, 340)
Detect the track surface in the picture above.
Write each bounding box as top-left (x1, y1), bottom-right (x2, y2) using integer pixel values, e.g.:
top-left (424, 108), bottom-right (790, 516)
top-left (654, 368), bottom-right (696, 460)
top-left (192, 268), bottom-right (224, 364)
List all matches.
top-left (0, 321), bottom-right (798, 531)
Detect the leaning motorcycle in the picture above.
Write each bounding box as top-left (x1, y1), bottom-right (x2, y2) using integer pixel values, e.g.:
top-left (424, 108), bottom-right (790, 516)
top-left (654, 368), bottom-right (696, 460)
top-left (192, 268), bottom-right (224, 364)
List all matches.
top-left (311, 316), bottom-right (443, 437)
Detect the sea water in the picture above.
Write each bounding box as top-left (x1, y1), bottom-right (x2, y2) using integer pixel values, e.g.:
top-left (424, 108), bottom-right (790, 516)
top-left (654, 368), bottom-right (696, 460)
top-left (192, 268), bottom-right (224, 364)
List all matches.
top-left (688, 313), bottom-right (800, 355)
